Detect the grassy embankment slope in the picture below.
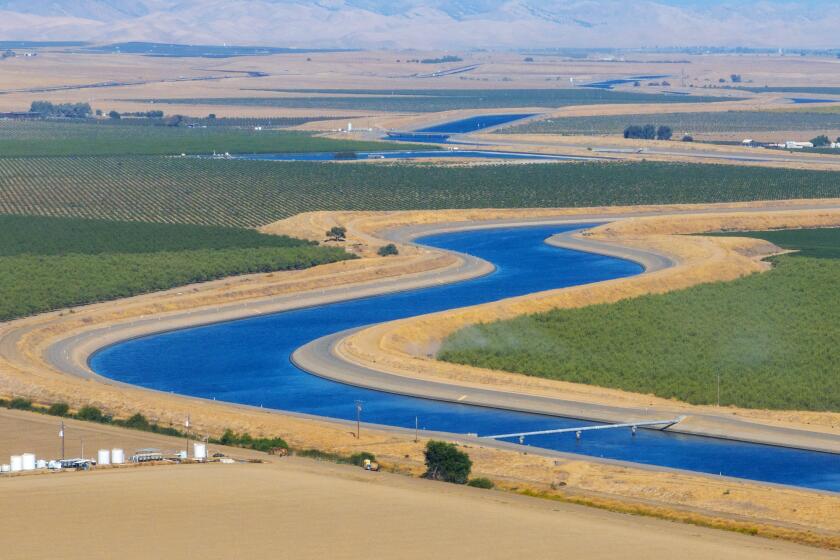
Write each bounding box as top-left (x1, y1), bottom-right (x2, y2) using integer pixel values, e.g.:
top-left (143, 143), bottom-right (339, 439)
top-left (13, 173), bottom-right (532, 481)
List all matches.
top-left (0, 215), bottom-right (353, 321)
top-left (0, 120), bottom-right (429, 157)
top-left (439, 228), bottom-right (840, 412)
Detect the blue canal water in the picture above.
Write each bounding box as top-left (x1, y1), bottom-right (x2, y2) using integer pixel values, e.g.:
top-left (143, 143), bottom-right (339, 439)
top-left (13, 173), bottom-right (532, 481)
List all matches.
top-left (90, 225), bottom-right (840, 491)
top-left (789, 97), bottom-right (839, 104)
top-left (416, 114), bottom-right (536, 133)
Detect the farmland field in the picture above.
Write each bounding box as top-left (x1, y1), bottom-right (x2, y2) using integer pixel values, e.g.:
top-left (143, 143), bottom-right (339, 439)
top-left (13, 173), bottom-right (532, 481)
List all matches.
top-left (134, 88), bottom-right (732, 113)
top-left (0, 121), bottom-right (425, 157)
top-left (707, 228), bottom-right (840, 259)
top-left (438, 228), bottom-right (840, 412)
top-left (500, 111), bottom-right (840, 135)
top-left (0, 215), bottom-right (353, 321)
top-left (1, 159), bottom-right (840, 227)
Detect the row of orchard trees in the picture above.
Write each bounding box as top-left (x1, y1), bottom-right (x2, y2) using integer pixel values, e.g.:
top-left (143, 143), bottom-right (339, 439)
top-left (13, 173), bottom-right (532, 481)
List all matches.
top-left (623, 124), bottom-right (673, 140)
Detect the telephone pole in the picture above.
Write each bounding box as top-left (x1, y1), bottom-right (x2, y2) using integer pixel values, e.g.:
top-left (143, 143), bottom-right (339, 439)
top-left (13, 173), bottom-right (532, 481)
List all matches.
top-left (354, 401), bottom-right (363, 439)
top-left (59, 421), bottom-right (65, 460)
top-left (185, 414), bottom-right (191, 459)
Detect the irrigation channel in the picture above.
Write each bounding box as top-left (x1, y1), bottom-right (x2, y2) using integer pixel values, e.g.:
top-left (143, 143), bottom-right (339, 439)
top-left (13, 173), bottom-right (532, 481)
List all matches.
top-left (89, 225), bottom-right (840, 492)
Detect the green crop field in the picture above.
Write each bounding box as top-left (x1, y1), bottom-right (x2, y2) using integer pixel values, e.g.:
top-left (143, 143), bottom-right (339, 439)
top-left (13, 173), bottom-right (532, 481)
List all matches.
top-left (500, 111), bottom-right (840, 135)
top-left (0, 215), bottom-right (353, 321)
top-left (707, 228), bottom-right (840, 259)
top-left (1, 159), bottom-right (839, 228)
top-left (132, 88), bottom-right (732, 113)
top-left (0, 121), bottom-right (426, 157)
top-left (439, 228), bottom-right (840, 412)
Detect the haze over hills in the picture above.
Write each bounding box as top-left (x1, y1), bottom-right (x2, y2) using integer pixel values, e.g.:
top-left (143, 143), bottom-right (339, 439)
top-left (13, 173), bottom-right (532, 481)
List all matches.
top-left (0, 1), bottom-right (839, 50)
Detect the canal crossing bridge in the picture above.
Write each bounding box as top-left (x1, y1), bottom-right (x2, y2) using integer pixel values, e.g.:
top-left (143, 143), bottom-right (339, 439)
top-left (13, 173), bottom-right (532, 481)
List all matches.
top-left (482, 416), bottom-right (686, 443)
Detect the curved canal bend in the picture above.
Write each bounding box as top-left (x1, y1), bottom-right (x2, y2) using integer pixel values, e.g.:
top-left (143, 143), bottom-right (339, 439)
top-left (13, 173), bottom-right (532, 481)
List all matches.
top-left (90, 225), bottom-right (840, 492)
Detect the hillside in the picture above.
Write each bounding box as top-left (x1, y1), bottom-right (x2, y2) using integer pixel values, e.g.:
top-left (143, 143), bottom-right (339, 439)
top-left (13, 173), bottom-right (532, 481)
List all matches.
top-left (0, 1), bottom-right (839, 49)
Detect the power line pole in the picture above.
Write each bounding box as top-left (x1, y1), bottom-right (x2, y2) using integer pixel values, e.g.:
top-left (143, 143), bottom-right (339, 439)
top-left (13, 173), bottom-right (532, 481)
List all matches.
top-left (717, 371), bottom-right (721, 407)
top-left (414, 416), bottom-right (419, 443)
top-left (354, 401), bottom-right (363, 439)
top-left (59, 421), bottom-right (65, 460)
top-left (185, 414), bottom-right (191, 459)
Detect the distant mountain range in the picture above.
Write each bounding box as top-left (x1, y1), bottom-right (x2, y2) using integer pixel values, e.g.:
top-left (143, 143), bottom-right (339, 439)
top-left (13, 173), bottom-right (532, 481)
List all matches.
top-left (1, 1), bottom-right (838, 50)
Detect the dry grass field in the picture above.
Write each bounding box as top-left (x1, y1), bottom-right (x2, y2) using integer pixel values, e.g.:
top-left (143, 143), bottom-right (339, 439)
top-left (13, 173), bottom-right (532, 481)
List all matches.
top-left (2, 408), bottom-right (839, 560)
top-left (3, 49), bottom-right (840, 119)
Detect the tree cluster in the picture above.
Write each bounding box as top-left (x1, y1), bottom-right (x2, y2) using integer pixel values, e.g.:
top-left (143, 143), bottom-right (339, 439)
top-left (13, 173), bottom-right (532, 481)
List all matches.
top-left (30, 101), bottom-right (92, 119)
top-left (624, 124), bottom-right (672, 140)
top-left (810, 135), bottom-right (831, 147)
top-left (423, 440), bottom-right (472, 484)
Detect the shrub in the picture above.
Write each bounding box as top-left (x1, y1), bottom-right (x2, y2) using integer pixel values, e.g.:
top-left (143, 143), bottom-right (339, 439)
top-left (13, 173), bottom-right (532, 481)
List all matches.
top-left (295, 448), bottom-right (345, 462)
top-left (47, 402), bottom-right (70, 417)
top-left (76, 405), bottom-right (105, 422)
top-left (9, 397), bottom-right (32, 410)
top-left (219, 428), bottom-right (238, 445)
top-left (682, 134), bottom-right (694, 142)
top-left (123, 412), bottom-right (150, 430)
top-left (467, 477), bottom-right (495, 489)
top-left (377, 244), bottom-right (399, 257)
top-left (215, 428), bottom-right (287, 452)
top-left (249, 437), bottom-right (289, 452)
top-left (423, 440), bottom-right (472, 484)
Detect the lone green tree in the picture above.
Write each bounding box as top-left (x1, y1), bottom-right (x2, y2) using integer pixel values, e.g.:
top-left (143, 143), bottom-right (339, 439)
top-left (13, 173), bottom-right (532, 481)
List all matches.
top-left (326, 226), bottom-right (347, 241)
top-left (377, 243), bottom-right (399, 257)
top-left (423, 440), bottom-right (472, 484)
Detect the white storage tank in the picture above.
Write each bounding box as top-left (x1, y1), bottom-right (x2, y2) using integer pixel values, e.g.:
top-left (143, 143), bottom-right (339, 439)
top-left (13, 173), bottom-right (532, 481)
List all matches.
top-left (10, 456), bottom-right (22, 472)
top-left (36, 460), bottom-right (47, 469)
top-left (111, 448), bottom-right (125, 465)
top-left (97, 449), bottom-right (111, 466)
top-left (21, 454), bottom-right (36, 471)
top-left (193, 443), bottom-right (207, 461)
top-left (1, 464), bottom-right (10, 473)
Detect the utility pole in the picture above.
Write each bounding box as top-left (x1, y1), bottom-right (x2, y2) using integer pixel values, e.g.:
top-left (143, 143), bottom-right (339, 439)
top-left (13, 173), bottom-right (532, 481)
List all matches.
top-left (59, 421), bottom-right (65, 460)
top-left (185, 414), bottom-right (191, 459)
top-left (414, 416), bottom-right (419, 443)
top-left (80, 437), bottom-right (85, 461)
top-left (717, 371), bottom-right (721, 407)
top-left (354, 401), bottom-right (363, 439)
